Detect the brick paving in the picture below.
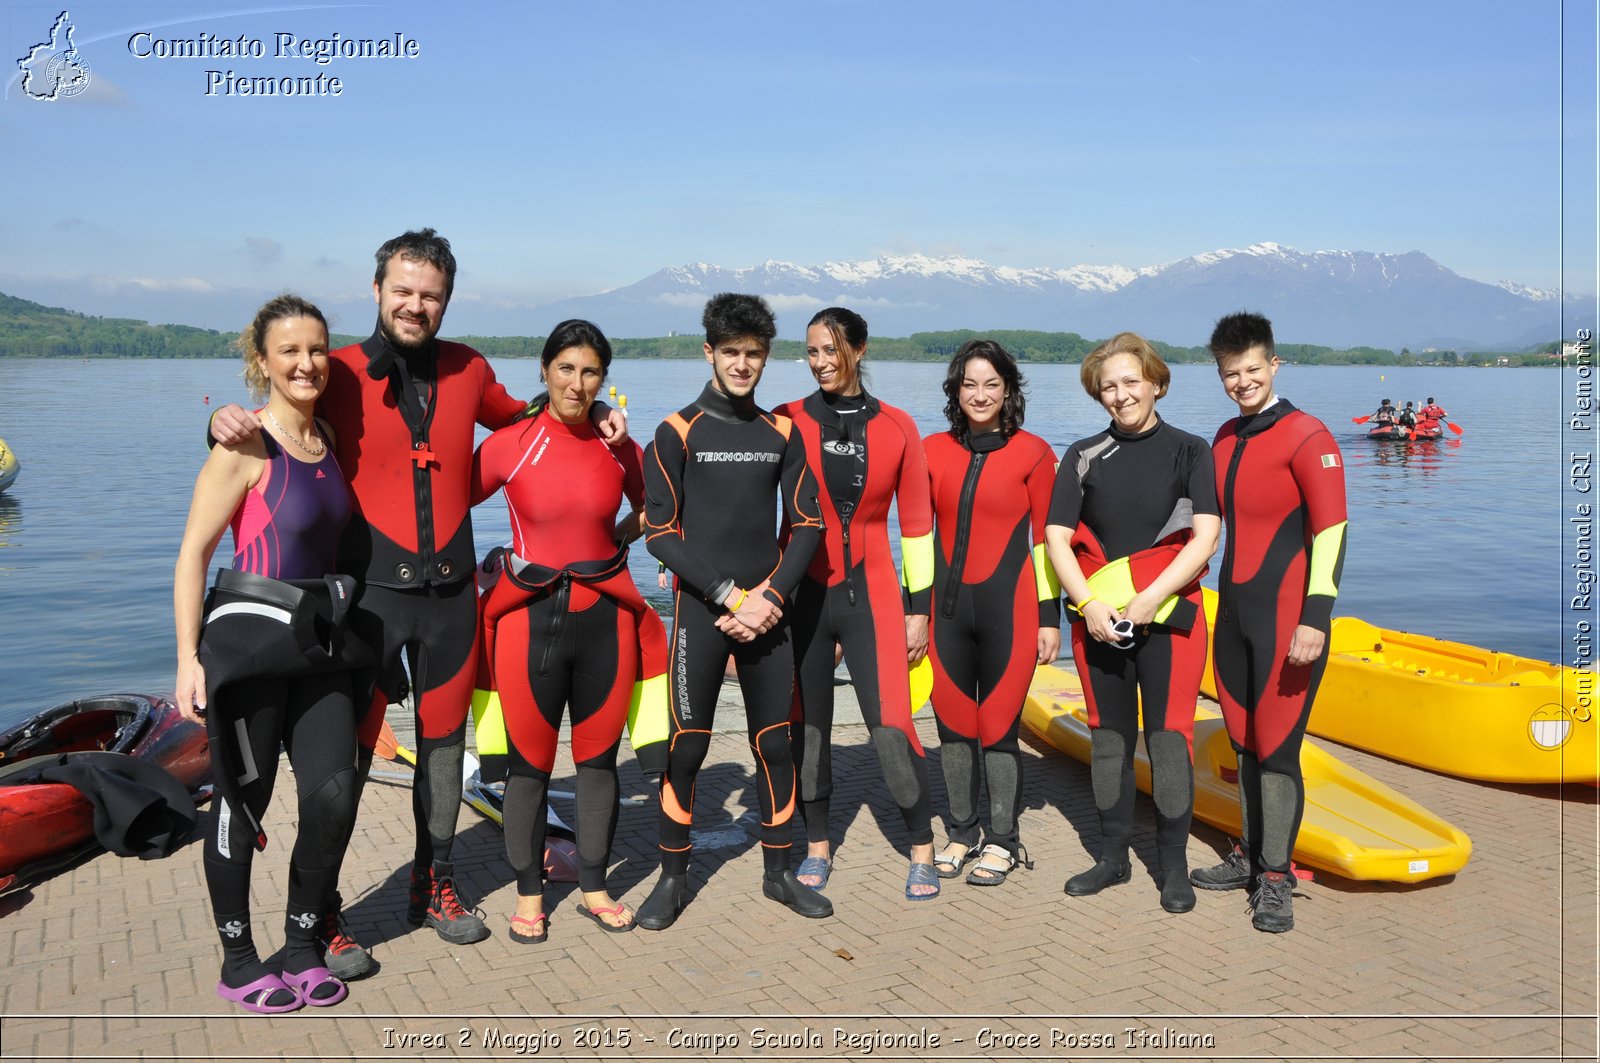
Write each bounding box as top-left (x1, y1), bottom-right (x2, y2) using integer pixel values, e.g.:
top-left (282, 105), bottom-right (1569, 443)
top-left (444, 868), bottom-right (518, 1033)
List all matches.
top-left (0, 671), bottom-right (1595, 1061)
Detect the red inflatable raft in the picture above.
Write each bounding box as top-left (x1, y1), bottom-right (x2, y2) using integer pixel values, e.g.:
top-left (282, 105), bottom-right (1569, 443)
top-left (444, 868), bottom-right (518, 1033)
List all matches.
top-left (0, 694), bottom-right (211, 880)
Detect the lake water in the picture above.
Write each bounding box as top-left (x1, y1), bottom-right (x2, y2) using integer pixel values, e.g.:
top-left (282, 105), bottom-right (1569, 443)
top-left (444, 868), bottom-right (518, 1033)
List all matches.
top-left (0, 356), bottom-right (1575, 729)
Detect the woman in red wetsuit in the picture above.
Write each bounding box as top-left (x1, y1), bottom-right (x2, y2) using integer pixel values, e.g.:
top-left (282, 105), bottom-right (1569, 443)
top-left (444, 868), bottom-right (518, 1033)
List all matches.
top-left (924, 340), bottom-right (1061, 886)
top-left (175, 295), bottom-right (358, 1014)
top-left (470, 320), bottom-right (660, 942)
top-left (1045, 333), bottom-right (1219, 914)
top-left (776, 307), bottom-right (939, 901)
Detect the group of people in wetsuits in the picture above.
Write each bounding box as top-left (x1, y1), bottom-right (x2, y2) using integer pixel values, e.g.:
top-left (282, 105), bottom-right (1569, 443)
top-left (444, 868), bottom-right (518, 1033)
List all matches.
top-left (1372, 397), bottom-right (1449, 433)
top-left (174, 227), bottom-right (1348, 1015)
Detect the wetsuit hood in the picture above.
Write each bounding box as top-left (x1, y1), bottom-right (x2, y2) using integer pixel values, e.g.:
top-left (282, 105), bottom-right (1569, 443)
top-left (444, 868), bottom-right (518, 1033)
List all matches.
top-left (362, 324), bottom-right (439, 382)
top-left (694, 380), bottom-right (759, 422)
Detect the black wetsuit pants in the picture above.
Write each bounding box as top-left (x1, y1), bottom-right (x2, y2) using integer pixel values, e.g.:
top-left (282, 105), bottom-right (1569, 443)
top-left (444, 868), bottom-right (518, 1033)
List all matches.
top-left (1072, 604), bottom-right (1205, 873)
top-left (790, 573), bottom-right (934, 848)
top-left (203, 671), bottom-right (358, 966)
top-left (656, 595), bottom-right (797, 879)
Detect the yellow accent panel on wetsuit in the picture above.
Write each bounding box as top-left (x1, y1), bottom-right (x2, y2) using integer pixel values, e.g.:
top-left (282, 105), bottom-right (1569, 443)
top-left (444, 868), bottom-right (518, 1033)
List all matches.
top-left (1076, 557), bottom-right (1182, 625)
top-left (1307, 520), bottom-right (1348, 600)
top-left (470, 688), bottom-right (507, 759)
top-left (1032, 542), bottom-right (1062, 603)
top-left (900, 531), bottom-right (934, 594)
top-left (627, 672), bottom-right (669, 755)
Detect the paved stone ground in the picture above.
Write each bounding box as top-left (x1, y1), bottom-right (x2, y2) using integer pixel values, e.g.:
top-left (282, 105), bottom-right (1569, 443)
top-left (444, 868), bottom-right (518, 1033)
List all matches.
top-left (1, 670), bottom-right (1595, 1061)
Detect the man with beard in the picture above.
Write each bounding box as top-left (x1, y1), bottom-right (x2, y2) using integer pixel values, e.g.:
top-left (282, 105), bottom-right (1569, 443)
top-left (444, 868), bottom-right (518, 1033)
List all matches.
top-left (210, 229), bottom-right (625, 973)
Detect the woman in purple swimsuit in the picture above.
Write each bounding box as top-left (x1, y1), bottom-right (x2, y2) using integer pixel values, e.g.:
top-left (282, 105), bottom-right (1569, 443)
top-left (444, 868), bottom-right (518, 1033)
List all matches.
top-left (174, 295), bottom-right (360, 1015)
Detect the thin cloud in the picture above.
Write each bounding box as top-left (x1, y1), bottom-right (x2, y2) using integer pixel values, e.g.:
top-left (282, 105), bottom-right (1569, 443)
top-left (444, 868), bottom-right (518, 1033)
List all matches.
top-left (243, 237), bottom-right (282, 264)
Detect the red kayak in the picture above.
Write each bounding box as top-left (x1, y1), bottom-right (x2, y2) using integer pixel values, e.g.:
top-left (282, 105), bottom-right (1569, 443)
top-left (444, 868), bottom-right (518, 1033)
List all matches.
top-left (0, 694), bottom-right (210, 879)
top-left (1367, 423), bottom-right (1443, 441)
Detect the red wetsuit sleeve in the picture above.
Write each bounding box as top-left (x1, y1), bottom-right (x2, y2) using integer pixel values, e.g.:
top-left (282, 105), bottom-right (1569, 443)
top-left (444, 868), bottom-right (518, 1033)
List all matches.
top-left (621, 440), bottom-right (645, 510)
top-left (1289, 421), bottom-right (1348, 631)
top-left (644, 419), bottom-right (731, 603)
top-left (470, 432), bottom-right (511, 507)
top-left (476, 357), bottom-right (527, 431)
top-left (891, 409), bottom-right (935, 615)
top-left (766, 423), bottom-right (823, 605)
top-left (1027, 442), bottom-right (1063, 627)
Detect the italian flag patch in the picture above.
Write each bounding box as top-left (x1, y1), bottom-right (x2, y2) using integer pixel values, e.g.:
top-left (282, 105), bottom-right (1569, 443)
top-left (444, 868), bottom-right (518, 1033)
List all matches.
top-left (1321, 453), bottom-right (1341, 468)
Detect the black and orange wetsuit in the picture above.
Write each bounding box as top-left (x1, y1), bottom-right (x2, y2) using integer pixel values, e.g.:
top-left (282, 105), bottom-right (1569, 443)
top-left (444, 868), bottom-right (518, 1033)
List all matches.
top-left (778, 389), bottom-right (936, 850)
top-left (1211, 397), bottom-right (1348, 876)
top-left (924, 428), bottom-right (1060, 858)
top-left (471, 411), bottom-right (665, 899)
top-left (644, 383), bottom-right (823, 880)
top-left (320, 329), bottom-right (525, 868)
top-left (1050, 419), bottom-right (1216, 874)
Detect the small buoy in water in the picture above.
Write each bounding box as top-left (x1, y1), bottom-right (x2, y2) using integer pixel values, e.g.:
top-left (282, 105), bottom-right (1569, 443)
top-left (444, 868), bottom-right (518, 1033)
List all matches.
top-left (204, 395), bottom-right (210, 405)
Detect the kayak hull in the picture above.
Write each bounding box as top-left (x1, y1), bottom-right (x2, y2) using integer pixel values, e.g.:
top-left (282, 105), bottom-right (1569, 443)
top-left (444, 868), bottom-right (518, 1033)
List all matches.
top-left (0, 435), bottom-right (18, 494)
top-left (1024, 664), bottom-right (1472, 882)
top-left (1201, 590), bottom-right (1598, 784)
top-left (0, 695), bottom-right (211, 878)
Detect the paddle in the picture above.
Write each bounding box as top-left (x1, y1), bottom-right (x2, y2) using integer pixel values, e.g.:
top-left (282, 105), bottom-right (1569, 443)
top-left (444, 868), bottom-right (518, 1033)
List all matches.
top-left (1351, 414), bottom-right (1372, 424)
top-left (1446, 420), bottom-right (1464, 434)
top-left (373, 719), bottom-right (414, 766)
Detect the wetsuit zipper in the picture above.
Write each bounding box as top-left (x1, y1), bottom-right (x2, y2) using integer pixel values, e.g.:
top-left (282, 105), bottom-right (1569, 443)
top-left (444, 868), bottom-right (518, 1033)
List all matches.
top-left (941, 451), bottom-right (987, 619)
top-left (1219, 435), bottom-right (1247, 624)
top-left (391, 356), bottom-right (438, 585)
top-left (538, 573), bottom-right (570, 677)
top-left (841, 526), bottom-right (856, 605)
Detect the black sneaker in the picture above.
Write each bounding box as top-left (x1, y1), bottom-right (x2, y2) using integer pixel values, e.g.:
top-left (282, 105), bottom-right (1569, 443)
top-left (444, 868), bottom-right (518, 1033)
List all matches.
top-left (1190, 843), bottom-right (1252, 891)
top-left (318, 894), bottom-right (374, 980)
top-left (1249, 870), bottom-right (1295, 933)
top-left (409, 862), bottom-right (490, 945)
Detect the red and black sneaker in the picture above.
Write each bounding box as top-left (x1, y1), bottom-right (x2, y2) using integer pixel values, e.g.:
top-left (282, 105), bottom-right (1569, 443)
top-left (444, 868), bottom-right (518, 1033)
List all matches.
top-left (318, 893), bottom-right (374, 980)
top-left (407, 861), bottom-right (489, 945)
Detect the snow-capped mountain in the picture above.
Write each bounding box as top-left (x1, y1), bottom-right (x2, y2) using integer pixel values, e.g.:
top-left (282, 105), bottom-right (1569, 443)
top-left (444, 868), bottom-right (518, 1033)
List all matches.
top-left (528, 243), bottom-right (1584, 349)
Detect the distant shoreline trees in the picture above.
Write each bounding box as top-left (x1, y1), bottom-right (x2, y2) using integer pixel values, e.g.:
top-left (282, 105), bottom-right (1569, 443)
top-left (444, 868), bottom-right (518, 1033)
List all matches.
top-left (0, 292), bottom-right (1560, 366)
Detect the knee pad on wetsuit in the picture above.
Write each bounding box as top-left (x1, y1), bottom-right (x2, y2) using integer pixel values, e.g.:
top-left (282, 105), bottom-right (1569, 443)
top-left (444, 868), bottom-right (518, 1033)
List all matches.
top-left (751, 722), bottom-right (794, 780)
top-left (1089, 730), bottom-right (1128, 811)
top-left (795, 722), bottom-right (830, 801)
top-left (294, 767), bottom-right (359, 870)
top-left (1146, 730), bottom-right (1193, 820)
top-left (1257, 769), bottom-right (1301, 870)
top-left (870, 726), bottom-right (923, 809)
top-left (982, 747), bottom-right (1021, 836)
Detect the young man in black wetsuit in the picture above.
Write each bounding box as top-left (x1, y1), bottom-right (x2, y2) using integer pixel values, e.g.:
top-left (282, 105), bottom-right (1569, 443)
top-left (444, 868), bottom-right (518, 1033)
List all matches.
top-left (635, 292), bottom-right (831, 928)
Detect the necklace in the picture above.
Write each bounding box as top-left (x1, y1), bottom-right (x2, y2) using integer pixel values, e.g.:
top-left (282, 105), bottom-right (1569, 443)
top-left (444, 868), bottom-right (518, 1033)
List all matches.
top-left (264, 406), bottom-right (326, 458)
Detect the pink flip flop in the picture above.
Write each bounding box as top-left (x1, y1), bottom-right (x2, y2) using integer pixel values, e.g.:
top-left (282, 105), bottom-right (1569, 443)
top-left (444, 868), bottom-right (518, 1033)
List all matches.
top-left (216, 973), bottom-right (303, 1015)
top-left (509, 912), bottom-right (548, 945)
top-left (575, 902), bottom-right (635, 934)
top-left (282, 966), bottom-right (348, 1007)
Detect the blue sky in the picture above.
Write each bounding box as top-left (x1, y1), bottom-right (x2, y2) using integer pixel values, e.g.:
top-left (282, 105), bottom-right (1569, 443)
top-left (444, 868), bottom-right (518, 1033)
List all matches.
top-left (1, 0), bottom-right (1593, 335)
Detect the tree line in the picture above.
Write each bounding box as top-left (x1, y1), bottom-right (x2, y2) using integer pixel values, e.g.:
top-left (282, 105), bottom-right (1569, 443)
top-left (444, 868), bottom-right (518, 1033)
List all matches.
top-left (0, 291), bottom-right (1559, 366)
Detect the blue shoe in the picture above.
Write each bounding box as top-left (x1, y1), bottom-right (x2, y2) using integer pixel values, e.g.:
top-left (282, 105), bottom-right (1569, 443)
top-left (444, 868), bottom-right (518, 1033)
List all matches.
top-left (905, 862), bottom-right (940, 901)
top-left (796, 855), bottom-right (833, 891)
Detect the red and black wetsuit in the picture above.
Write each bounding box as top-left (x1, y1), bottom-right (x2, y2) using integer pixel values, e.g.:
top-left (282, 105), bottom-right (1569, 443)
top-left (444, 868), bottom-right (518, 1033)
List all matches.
top-left (643, 383), bottom-right (823, 879)
top-left (321, 329), bottom-right (525, 867)
top-left (778, 389), bottom-right (936, 850)
top-left (1050, 418), bottom-right (1216, 873)
top-left (1212, 397), bottom-right (1348, 875)
top-left (471, 411), bottom-right (662, 898)
top-left (924, 428), bottom-right (1060, 858)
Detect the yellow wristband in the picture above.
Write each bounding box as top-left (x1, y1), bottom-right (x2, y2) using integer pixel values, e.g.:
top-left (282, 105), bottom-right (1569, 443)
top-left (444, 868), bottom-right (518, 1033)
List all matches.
top-left (1076, 596), bottom-right (1100, 611)
top-left (729, 587), bottom-right (748, 612)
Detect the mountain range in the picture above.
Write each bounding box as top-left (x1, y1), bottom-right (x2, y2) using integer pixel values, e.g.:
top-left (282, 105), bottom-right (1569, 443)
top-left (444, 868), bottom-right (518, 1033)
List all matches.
top-left (519, 243), bottom-right (1585, 350)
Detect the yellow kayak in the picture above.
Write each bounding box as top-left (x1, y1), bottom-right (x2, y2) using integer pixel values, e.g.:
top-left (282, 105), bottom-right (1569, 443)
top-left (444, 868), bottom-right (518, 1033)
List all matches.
top-left (1200, 590), bottom-right (1598, 785)
top-left (0, 437), bottom-right (18, 494)
top-left (1024, 664), bottom-right (1472, 882)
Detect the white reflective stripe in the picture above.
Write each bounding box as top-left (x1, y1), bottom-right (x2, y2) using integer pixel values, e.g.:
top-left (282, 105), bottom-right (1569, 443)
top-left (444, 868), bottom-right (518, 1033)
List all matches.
top-left (233, 717), bottom-right (260, 785)
top-left (205, 602), bottom-right (293, 626)
top-left (216, 797), bottom-right (231, 859)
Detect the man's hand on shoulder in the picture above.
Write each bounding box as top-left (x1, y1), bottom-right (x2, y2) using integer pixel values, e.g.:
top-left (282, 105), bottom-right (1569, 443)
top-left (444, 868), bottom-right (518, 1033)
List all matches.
top-left (210, 403), bottom-right (263, 446)
top-left (591, 401), bottom-right (629, 445)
